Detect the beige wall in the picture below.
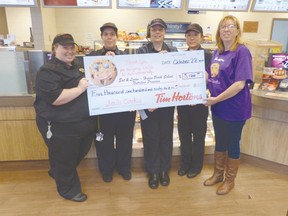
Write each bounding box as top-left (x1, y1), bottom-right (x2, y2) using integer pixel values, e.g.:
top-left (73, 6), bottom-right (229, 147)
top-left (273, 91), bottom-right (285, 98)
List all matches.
top-left (230, 11), bottom-right (288, 41)
top-left (53, 8), bottom-right (223, 45)
top-left (5, 8), bottom-right (31, 45)
top-left (0, 8), bottom-right (8, 36)
top-left (41, 7), bottom-right (57, 50)
top-left (3, 2), bottom-right (288, 50)
top-left (51, 8), bottom-right (288, 47)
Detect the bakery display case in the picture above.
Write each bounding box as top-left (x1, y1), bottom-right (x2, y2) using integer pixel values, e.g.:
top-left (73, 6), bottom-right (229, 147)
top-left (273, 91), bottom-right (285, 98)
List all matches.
top-left (244, 39), bottom-right (283, 83)
top-left (132, 110), bottom-right (215, 157)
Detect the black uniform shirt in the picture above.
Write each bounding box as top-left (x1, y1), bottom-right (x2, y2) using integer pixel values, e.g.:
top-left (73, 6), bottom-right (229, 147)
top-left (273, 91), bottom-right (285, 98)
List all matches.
top-left (88, 46), bottom-right (125, 56)
top-left (34, 56), bottom-right (90, 122)
top-left (187, 46), bottom-right (212, 71)
top-left (137, 42), bottom-right (177, 54)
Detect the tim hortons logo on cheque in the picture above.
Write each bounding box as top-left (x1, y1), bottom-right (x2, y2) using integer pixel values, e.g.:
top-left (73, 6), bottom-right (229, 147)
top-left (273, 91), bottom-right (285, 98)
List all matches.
top-left (155, 92), bottom-right (203, 103)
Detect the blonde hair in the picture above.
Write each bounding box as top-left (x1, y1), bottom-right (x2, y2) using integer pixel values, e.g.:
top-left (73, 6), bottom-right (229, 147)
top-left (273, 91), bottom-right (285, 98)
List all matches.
top-left (215, 15), bottom-right (243, 53)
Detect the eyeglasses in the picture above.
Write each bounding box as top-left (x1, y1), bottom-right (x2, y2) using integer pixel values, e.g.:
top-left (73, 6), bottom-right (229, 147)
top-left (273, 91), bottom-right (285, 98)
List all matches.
top-left (220, 24), bottom-right (236, 30)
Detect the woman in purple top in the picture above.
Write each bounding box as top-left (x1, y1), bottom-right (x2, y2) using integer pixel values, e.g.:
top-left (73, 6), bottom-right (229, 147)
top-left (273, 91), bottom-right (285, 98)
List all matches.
top-left (203, 15), bottom-right (253, 195)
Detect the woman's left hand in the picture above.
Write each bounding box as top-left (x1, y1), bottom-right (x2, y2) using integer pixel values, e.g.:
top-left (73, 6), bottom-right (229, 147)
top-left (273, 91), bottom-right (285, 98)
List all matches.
top-left (204, 97), bottom-right (218, 107)
top-left (105, 51), bottom-right (115, 56)
top-left (159, 50), bottom-right (168, 54)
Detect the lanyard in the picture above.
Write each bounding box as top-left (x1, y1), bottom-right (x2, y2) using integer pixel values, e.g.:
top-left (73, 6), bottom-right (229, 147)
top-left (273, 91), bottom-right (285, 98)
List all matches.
top-left (97, 116), bottom-right (101, 131)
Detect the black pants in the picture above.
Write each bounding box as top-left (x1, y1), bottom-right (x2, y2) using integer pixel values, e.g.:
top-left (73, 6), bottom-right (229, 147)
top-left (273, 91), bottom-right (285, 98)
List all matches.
top-left (140, 107), bottom-right (175, 174)
top-left (177, 104), bottom-right (208, 173)
top-left (36, 116), bottom-right (96, 199)
top-left (95, 111), bottom-right (136, 176)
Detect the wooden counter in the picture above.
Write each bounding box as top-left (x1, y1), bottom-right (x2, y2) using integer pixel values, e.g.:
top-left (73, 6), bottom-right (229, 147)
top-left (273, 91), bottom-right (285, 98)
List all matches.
top-left (2, 91), bottom-right (287, 164)
top-left (0, 95), bottom-right (98, 161)
top-left (241, 90), bottom-right (288, 166)
top-left (0, 95), bottom-right (46, 161)
top-left (0, 95), bottom-right (217, 161)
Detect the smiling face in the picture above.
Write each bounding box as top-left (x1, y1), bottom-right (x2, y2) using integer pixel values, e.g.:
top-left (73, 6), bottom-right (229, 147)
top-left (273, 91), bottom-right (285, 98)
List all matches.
top-left (54, 43), bottom-right (76, 65)
top-left (150, 24), bottom-right (165, 43)
top-left (185, 31), bottom-right (202, 50)
top-left (101, 27), bottom-right (117, 50)
top-left (219, 19), bottom-right (239, 48)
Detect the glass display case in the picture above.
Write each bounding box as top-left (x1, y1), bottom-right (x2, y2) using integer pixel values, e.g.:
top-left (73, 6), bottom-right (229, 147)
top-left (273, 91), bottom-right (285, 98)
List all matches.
top-left (244, 39), bottom-right (283, 83)
top-left (132, 109), bottom-right (215, 156)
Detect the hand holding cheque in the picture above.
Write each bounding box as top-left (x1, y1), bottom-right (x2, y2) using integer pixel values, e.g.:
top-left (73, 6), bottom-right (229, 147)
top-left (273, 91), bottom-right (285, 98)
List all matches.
top-left (84, 50), bottom-right (207, 115)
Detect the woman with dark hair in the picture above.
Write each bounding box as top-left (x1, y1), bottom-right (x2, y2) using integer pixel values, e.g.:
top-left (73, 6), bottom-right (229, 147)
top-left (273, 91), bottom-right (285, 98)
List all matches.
top-left (137, 18), bottom-right (177, 189)
top-left (88, 23), bottom-right (136, 183)
top-left (34, 33), bottom-right (96, 202)
top-left (177, 23), bottom-right (212, 179)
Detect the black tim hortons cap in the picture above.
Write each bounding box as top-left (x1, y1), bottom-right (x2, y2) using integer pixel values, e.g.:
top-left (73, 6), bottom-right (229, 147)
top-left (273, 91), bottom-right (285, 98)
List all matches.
top-left (150, 18), bottom-right (167, 29)
top-left (100, 22), bottom-right (118, 33)
top-left (185, 23), bottom-right (203, 35)
top-left (52, 33), bottom-right (76, 45)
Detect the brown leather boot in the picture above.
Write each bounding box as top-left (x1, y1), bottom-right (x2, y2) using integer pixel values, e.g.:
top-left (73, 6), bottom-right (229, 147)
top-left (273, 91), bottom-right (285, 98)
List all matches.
top-left (203, 151), bottom-right (227, 186)
top-left (216, 158), bottom-right (240, 195)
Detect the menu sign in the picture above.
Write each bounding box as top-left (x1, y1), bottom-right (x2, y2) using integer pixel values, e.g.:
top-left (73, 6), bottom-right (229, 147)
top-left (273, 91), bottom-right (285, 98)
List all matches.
top-left (187, 0), bottom-right (251, 11)
top-left (42, 0), bottom-right (111, 7)
top-left (84, 51), bottom-right (206, 115)
top-left (252, 0), bottom-right (288, 12)
top-left (117, 0), bottom-right (182, 9)
top-left (166, 22), bottom-right (191, 34)
top-left (0, 0), bottom-right (37, 6)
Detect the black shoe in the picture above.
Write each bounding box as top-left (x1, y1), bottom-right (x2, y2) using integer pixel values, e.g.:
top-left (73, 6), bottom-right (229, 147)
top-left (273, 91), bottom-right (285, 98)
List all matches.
top-left (159, 172), bottom-right (170, 186)
top-left (187, 171), bottom-right (199, 178)
top-left (148, 173), bottom-right (159, 189)
top-left (120, 172), bottom-right (132, 181)
top-left (70, 192), bottom-right (87, 202)
top-left (177, 168), bottom-right (187, 176)
top-left (102, 175), bottom-right (113, 183)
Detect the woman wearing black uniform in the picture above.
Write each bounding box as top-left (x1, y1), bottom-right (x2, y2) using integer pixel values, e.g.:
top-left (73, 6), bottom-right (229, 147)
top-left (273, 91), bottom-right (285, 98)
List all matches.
top-left (137, 18), bottom-right (177, 189)
top-left (34, 34), bottom-right (96, 202)
top-left (177, 24), bottom-right (212, 178)
top-left (88, 23), bottom-right (136, 182)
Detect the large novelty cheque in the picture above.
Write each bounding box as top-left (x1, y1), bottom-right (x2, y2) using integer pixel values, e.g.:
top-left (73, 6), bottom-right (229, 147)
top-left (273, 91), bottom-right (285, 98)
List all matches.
top-left (84, 50), bottom-right (207, 116)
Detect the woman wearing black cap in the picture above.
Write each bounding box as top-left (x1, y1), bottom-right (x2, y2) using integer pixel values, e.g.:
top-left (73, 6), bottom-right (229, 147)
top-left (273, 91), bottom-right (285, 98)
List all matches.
top-left (177, 24), bottom-right (212, 179)
top-left (137, 18), bottom-right (177, 189)
top-left (34, 33), bottom-right (96, 202)
top-left (88, 23), bottom-right (136, 183)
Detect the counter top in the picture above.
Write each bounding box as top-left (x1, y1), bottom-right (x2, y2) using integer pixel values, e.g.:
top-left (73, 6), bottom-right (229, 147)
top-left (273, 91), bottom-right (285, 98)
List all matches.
top-left (251, 90), bottom-right (288, 113)
top-left (0, 94), bottom-right (35, 107)
top-left (0, 46), bottom-right (34, 52)
top-left (0, 46), bottom-right (16, 52)
top-left (251, 90), bottom-right (288, 101)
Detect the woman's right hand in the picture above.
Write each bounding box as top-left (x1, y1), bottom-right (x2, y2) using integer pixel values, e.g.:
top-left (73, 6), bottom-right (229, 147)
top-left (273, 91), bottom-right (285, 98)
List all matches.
top-left (52, 78), bottom-right (89, 106)
top-left (78, 78), bottom-right (89, 92)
